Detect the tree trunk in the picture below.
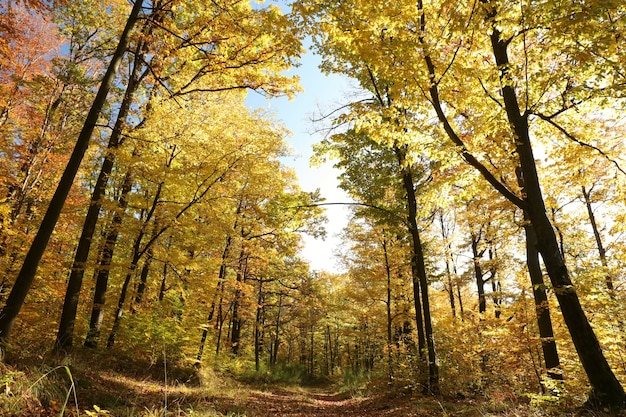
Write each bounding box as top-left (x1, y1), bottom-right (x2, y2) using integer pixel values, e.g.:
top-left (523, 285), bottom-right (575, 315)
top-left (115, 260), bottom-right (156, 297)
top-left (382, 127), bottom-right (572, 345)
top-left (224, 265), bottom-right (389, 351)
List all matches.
top-left (197, 236), bottom-right (232, 363)
top-left (309, 325), bottom-right (314, 377)
top-left (0, 0), bottom-right (143, 356)
top-left (444, 252), bottom-right (456, 318)
top-left (382, 237), bottom-right (394, 381)
top-left (456, 283), bottom-right (464, 319)
top-left (581, 185), bottom-right (613, 292)
top-left (470, 231), bottom-right (487, 315)
top-left (159, 262), bottom-right (167, 302)
top-left (106, 181), bottom-right (164, 349)
top-left (215, 302), bottom-right (225, 356)
top-left (395, 146), bottom-right (439, 395)
top-left (230, 244), bottom-right (247, 355)
top-left (55, 43), bottom-right (146, 352)
top-left (488, 247), bottom-right (501, 319)
top-left (438, 213), bottom-right (457, 317)
top-left (488, 19), bottom-right (624, 406)
top-left (271, 293), bottom-right (283, 366)
top-left (132, 219), bottom-right (160, 313)
top-left (199, 203), bottom-right (243, 361)
top-left (254, 279), bottom-right (264, 372)
top-left (84, 162), bottom-right (134, 348)
top-left (131, 253), bottom-right (153, 313)
top-left (106, 263), bottom-right (135, 349)
top-left (524, 221), bottom-right (562, 382)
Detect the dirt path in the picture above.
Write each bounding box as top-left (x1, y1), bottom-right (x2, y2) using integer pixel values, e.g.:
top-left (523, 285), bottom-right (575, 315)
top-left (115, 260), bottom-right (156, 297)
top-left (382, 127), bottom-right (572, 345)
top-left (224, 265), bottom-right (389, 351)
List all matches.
top-left (213, 387), bottom-right (432, 417)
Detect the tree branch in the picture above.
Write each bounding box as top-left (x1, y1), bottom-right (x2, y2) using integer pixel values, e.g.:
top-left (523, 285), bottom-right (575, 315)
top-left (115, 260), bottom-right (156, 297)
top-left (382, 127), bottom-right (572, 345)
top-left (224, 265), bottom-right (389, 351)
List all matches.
top-left (533, 112), bottom-right (626, 176)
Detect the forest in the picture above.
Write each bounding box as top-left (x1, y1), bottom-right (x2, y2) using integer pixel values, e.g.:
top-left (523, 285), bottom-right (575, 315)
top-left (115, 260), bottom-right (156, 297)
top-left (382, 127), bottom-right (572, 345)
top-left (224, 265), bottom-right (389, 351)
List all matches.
top-left (1, 0), bottom-right (625, 416)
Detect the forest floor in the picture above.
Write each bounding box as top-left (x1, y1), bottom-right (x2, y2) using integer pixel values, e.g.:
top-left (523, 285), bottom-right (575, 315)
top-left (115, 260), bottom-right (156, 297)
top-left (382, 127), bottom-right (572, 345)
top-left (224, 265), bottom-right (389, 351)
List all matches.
top-left (3, 355), bottom-right (626, 417)
top-left (69, 370), bottom-right (626, 417)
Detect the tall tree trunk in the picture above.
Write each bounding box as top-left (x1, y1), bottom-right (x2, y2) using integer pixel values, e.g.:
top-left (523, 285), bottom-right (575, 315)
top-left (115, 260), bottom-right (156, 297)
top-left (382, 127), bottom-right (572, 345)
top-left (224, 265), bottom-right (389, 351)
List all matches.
top-left (215, 302), bottom-right (225, 356)
top-left (309, 325), bottom-right (314, 377)
top-left (230, 244), bottom-right (247, 355)
top-left (395, 146), bottom-right (439, 395)
top-left (197, 236), bottom-right (233, 363)
top-left (524, 221), bottom-right (562, 382)
top-left (55, 43), bottom-right (146, 352)
top-left (0, 0), bottom-right (144, 356)
top-left (438, 213), bottom-right (456, 317)
top-left (488, 246), bottom-right (501, 319)
top-left (106, 263), bottom-right (135, 349)
top-left (132, 219), bottom-right (160, 313)
top-left (159, 262), bottom-right (168, 302)
top-left (84, 163), bottom-right (134, 348)
top-left (131, 253), bottom-right (153, 314)
top-left (271, 293), bottom-right (283, 366)
top-left (456, 283), bottom-right (464, 319)
top-left (487, 16), bottom-right (624, 406)
top-left (254, 279), bottom-right (264, 372)
top-left (106, 181), bottom-right (164, 349)
top-left (470, 231), bottom-right (487, 315)
top-left (581, 185), bottom-right (613, 292)
top-left (444, 250), bottom-right (456, 318)
top-left (198, 203), bottom-right (243, 361)
top-left (382, 237), bottom-right (394, 381)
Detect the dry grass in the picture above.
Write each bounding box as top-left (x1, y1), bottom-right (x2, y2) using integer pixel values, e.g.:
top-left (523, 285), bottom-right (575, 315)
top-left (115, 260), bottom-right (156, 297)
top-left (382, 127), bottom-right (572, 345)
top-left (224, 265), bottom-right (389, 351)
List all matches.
top-left (1, 353), bottom-right (625, 417)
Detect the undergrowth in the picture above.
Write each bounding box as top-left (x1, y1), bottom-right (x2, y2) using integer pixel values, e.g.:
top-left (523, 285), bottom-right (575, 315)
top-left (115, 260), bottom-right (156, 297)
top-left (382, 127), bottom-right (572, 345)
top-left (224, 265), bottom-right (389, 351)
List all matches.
top-left (0, 352), bottom-right (623, 416)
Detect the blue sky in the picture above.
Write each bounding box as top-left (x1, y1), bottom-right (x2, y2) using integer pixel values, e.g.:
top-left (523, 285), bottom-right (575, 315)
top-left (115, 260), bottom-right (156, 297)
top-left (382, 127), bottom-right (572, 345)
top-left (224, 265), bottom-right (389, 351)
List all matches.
top-left (246, 38), bottom-right (354, 272)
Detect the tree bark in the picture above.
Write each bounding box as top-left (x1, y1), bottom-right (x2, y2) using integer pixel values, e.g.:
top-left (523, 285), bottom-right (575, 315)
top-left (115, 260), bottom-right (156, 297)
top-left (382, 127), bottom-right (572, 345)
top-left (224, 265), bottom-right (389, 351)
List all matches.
top-left (158, 262), bottom-right (168, 302)
top-left (230, 244), bottom-right (247, 355)
top-left (524, 221), bottom-right (562, 381)
top-left (197, 235), bottom-right (232, 363)
top-left (131, 253), bottom-right (153, 313)
top-left (254, 279), bottom-right (264, 372)
top-left (470, 231), bottom-right (487, 315)
top-left (581, 185), bottom-right (613, 292)
top-left (55, 43), bottom-right (146, 351)
top-left (488, 247), bottom-right (501, 319)
top-left (84, 164), bottom-right (134, 348)
top-left (487, 17), bottom-right (624, 406)
top-left (0, 0), bottom-right (143, 355)
top-left (106, 181), bottom-right (164, 349)
top-left (395, 146), bottom-right (439, 395)
top-left (382, 236), bottom-right (394, 381)
top-left (270, 293), bottom-right (283, 366)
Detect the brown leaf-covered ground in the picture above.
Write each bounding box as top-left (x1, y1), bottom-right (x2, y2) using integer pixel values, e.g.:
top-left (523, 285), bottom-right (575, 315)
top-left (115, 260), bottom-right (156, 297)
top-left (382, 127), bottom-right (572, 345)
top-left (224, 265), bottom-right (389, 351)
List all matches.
top-left (214, 387), bottom-right (428, 417)
top-left (75, 367), bottom-right (446, 416)
top-left (56, 362), bottom-right (493, 416)
top-left (71, 369), bottom-right (626, 417)
top-left (4, 356), bottom-right (626, 416)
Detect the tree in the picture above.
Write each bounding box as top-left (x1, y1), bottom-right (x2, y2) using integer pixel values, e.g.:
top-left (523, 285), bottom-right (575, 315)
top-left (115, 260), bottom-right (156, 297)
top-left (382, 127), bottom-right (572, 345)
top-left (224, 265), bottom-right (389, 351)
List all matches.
top-left (55, 0), bottom-right (303, 351)
top-left (296, 0), bottom-right (625, 406)
top-left (55, 36), bottom-right (149, 351)
top-left (0, 0), bottom-right (144, 357)
top-left (316, 120), bottom-right (440, 392)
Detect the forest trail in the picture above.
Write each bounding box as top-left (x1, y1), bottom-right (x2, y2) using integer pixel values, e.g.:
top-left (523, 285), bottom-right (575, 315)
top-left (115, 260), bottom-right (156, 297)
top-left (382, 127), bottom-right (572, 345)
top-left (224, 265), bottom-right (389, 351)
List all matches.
top-left (212, 386), bottom-right (626, 417)
top-left (212, 386), bottom-right (440, 417)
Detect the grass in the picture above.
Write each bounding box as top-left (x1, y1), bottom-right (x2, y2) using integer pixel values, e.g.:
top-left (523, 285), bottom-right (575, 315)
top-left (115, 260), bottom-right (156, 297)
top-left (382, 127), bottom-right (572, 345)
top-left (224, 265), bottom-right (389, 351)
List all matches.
top-left (1, 351), bottom-right (625, 416)
top-left (0, 348), bottom-right (247, 416)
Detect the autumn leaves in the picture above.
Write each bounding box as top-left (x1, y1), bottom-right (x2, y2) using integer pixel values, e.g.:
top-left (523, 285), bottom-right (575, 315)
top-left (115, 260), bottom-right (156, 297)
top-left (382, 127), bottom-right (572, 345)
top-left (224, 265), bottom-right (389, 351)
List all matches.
top-left (0, 0), bottom-right (320, 362)
top-left (1, 0), bottom-right (626, 410)
top-left (298, 0), bottom-right (626, 408)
